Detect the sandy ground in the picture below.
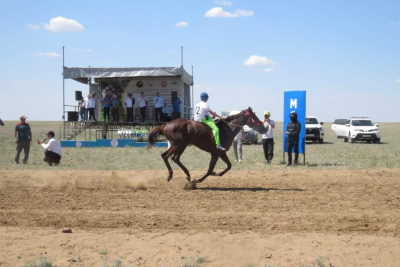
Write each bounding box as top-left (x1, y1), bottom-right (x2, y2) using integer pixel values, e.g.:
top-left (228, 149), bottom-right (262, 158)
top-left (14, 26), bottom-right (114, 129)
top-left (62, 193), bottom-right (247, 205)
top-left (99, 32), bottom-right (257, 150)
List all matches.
top-left (0, 169), bottom-right (400, 266)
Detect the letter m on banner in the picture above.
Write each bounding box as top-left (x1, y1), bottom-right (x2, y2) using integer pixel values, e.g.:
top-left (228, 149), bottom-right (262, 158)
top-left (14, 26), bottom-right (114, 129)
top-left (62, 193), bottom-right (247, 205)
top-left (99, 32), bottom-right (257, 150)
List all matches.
top-left (283, 91), bottom-right (306, 163)
top-left (290, 99), bottom-right (297, 108)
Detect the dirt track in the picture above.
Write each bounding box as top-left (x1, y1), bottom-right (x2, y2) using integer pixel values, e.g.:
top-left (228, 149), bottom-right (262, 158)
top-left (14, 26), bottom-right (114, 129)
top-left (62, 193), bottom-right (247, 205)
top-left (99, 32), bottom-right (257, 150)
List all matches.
top-left (0, 169), bottom-right (400, 266)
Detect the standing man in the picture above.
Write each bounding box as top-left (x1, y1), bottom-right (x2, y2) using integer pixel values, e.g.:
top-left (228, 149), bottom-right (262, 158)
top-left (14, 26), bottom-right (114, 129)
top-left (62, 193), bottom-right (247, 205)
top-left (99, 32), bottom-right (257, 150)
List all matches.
top-left (14, 115), bottom-right (32, 164)
top-left (112, 95), bottom-right (120, 122)
top-left (153, 92), bottom-right (164, 122)
top-left (285, 111), bottom-right (301, 166)
top-left (172, 96), bottom-right (181, 120)
top-left (124, 93), bottom-right (134, 122)
top-left (78, 99), bottom-right (86, 121)
top-left (101, 94), bottom-right (112, 121)
top-left (38, 131), bottom-right (62, 166)
top-left (233, 129), bottom-right (244, 163)
top-left (88, 93), bottom-right (97, 121)
top-left (262, 111), bottom-right (275, 164)
top-left (138, 92), bottom-right (148, 122)
top-left (84, 94), bottom-right (90, 121)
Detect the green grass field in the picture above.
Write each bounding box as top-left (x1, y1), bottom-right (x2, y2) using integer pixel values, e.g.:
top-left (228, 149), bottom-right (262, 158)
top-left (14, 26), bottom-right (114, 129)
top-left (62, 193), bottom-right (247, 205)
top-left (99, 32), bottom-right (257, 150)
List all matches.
top-left (1, 121), bottom-right (399, 171)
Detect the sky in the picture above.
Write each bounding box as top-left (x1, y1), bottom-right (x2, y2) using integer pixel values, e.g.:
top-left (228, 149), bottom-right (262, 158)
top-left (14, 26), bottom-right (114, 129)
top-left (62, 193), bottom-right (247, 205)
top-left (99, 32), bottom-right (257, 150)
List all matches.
top-left (0, 0), bottom-right (400, 122)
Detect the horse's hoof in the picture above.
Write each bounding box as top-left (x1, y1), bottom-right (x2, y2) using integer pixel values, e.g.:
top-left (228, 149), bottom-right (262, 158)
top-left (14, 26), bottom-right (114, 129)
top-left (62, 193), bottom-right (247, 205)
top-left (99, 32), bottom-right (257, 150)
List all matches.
top-left (167, 176), bottom-right (172, 182)
top-left (186, 176), bottom-right (191, 182)
top-left (184, 181), bottom-right (197, 190)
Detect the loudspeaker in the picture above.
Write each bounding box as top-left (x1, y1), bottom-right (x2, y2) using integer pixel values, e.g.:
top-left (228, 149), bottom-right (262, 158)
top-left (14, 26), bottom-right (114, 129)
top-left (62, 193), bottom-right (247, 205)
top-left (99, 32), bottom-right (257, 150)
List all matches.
top-left (68, 111), bottom-right (78, 122)
top-left (75, 91), bottom-right (83, 101)
top-left (171, 91), bottom-right (178, 102)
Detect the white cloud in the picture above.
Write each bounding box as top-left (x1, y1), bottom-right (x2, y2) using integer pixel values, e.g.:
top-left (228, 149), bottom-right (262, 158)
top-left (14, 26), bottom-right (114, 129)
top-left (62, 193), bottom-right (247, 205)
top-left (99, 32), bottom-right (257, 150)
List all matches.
top-left (244, 55), bottom-right (276, 66)
top-left (72, 48), bottom-right (92, 52)
top-left (396, 79), bottom-right (400, 83)
top-left (28, 24), bottom-right (40, 30)
top-left (205, 7), bottom-right (254, 18)
top-left (35, 52), bottom-right (61, 57)
top-left (213, 0), bottom-right (233, 5)
top-left (175, 21), bottom-right (188, 27)
top-left (44, 17), bottom-right (85, 32)
top-left (262, 68), bottom-right (274, 72)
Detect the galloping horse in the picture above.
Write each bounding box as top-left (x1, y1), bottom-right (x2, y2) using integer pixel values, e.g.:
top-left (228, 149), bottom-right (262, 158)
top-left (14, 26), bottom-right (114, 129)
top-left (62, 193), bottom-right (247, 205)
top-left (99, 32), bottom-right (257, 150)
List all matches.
top-left (147, 107), bottom-right (267, 186)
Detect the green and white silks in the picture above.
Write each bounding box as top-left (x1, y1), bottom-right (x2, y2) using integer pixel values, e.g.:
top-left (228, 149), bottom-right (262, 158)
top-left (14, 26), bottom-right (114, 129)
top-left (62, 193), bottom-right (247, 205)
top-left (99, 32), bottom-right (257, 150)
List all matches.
top-left (201, 116), bottom-right (221, 146)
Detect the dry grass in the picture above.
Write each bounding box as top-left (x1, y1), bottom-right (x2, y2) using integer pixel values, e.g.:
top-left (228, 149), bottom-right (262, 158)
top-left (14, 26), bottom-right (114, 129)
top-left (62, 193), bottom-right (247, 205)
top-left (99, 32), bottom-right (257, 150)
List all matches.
top-left (0, 121), bottom-right (399, 171)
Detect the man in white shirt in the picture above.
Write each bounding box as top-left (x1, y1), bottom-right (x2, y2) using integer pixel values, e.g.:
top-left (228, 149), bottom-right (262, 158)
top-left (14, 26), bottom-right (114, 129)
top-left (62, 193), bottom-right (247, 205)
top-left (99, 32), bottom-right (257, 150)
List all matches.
top-left (84, 95), bottom-right (90, 121)
top-left (194, 92), bottom-right (225, 151)
top-left (262, 111), bottom-right (275, 164)
top-left (124, 93), bottom-right (134, 122)
top-left (138, 92), bottom-right (148, 122)
top-left (88, 93), bottom-right (97, 121)
top-left (153, 92), bottom-right (164, 122)
top-left (38, 131), bottom-right (62, 166)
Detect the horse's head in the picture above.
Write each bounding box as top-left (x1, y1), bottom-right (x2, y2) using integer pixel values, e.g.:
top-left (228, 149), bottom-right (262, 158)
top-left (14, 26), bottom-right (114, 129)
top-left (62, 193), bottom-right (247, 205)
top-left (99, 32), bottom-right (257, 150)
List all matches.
top-left (244, 107), bottom-right (268, 134)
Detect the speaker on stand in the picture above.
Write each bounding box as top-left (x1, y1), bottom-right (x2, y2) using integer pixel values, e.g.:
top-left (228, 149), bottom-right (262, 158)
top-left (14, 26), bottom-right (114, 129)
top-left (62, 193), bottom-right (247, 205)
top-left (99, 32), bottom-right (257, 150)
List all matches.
top-left (171, 91), bottom-right (177, 102)
top-left (75, 91), bottom-right (83, 101)
top-left (68, 111), bottom-right (79, 122)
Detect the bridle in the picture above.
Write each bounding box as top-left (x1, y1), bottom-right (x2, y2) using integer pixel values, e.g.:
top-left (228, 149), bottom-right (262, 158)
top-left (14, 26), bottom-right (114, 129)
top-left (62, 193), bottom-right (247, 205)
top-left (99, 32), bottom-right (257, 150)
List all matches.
top-left (245, 110), bottom-right (264, 127)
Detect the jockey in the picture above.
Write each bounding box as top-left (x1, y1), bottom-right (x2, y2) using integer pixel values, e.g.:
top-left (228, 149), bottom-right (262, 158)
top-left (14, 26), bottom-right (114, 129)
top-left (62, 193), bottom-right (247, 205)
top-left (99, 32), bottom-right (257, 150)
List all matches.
top-left (194, 92), bottom-right (226, 151)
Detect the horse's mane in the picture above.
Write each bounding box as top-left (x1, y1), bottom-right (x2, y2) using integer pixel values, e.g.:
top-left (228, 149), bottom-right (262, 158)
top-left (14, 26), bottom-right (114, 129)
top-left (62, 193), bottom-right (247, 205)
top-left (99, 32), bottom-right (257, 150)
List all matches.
top-left (223, 111), bottom-right (245, 123)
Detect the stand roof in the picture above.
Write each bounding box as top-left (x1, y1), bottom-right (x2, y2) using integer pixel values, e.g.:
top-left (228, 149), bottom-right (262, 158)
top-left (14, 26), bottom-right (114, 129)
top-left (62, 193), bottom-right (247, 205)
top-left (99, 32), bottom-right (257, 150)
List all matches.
top-left (64, 66), bottom-right (193, 85)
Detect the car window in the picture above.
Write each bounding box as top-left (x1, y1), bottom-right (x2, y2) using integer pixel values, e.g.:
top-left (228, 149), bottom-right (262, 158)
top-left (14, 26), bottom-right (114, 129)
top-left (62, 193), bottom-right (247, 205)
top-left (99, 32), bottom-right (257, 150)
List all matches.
top-left (351, 120), bottom-right (374, 126)
top-left (333, 119), bottom-right (347, 125)
top-left (306, 118), bottom-right (319, 124)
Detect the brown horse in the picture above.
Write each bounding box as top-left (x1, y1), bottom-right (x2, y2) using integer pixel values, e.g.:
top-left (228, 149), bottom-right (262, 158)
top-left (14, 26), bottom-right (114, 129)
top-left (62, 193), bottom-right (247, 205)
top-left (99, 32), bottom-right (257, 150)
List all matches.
top-left (147, 107), bottom-right (267, 186)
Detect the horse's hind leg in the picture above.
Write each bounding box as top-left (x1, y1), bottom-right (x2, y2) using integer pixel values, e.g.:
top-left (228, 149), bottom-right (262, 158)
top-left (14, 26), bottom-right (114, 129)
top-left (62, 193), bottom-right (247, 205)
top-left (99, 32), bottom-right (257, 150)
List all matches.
top-left (172, 149), bottom-right (191, 182)
top-left (196, 153), bottom-right (219, 184)
top-left (161, 147), bottom-right (176, 182)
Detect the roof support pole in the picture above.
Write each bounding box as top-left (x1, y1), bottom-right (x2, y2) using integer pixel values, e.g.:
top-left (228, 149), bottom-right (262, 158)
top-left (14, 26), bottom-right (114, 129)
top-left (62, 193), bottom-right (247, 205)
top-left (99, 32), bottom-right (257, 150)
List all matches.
top-left (181, 46), bottom-right (183, 67)
top-left (63, 46), bottom-right (65, 140)
top-left (191, 65), bottom-right (194, 120)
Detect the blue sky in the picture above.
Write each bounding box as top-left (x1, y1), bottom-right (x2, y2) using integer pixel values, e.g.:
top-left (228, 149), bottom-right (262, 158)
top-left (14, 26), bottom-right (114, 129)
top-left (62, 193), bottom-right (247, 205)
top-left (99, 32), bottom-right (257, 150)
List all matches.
top-left (0, 0), bottom-right (399, 122)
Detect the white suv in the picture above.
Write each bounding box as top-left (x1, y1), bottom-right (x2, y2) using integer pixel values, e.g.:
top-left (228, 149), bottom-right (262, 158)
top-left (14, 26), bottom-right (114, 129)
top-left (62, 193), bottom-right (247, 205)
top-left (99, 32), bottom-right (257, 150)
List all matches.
top-left (332, 117), bottom-right (380, 144)
top-left (306, 116), bottom-right (324, 144)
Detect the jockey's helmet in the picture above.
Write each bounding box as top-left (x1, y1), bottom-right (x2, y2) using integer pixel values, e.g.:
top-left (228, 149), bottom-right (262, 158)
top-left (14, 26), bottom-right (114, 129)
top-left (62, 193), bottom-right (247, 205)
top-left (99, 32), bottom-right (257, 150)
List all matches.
top-left (200, 92), bottom-right (209, 101)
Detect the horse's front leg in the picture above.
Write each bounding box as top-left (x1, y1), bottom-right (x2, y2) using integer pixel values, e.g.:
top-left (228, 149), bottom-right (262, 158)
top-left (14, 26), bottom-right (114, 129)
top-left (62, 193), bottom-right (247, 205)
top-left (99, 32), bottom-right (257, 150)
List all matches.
top-left (196, 153), bottom-right (219, 184)
top-left (214, 152), bottom-right (231, 177)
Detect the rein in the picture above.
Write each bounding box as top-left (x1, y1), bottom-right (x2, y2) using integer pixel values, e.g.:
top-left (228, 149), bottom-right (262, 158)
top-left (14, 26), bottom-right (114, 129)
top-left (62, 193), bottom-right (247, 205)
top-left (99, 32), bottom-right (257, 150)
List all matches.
top-left (220, 110), bottom-right (263, 128)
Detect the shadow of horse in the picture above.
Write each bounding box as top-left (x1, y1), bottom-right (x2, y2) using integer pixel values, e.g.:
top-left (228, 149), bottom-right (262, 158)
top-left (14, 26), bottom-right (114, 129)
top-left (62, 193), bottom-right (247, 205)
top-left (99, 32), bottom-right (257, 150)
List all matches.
top-left (197, 187), bottom-right (305, 192)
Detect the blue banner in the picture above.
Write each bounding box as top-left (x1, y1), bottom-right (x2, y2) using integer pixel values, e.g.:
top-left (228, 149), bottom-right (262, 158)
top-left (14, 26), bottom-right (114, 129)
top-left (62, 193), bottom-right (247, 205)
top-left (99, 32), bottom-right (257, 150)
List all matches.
top-left (283, 91), bottom-right (306, 154)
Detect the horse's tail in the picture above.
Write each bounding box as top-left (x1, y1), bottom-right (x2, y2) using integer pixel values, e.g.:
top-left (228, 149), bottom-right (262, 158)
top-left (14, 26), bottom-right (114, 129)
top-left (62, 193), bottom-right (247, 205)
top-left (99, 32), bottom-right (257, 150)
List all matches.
top-left (147, 124), bottom-right (167, 149)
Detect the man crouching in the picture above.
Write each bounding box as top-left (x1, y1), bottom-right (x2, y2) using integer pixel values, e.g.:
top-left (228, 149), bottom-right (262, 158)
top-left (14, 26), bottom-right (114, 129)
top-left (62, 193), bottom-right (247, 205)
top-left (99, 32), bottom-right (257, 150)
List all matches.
top-left (38, 131), bottom-right (62, 166)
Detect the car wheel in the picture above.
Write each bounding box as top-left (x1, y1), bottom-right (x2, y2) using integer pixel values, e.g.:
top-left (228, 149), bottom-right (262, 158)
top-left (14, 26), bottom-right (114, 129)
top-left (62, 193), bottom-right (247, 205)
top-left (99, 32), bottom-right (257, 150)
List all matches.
top-left (343, 138), bottom-right (348, 142)
top-left (374, 138), bottom-right (380, 144)
top-left (318, 139), bottom-right (323, 144)
top-left (253, 140), bottom-right (258, 145)
top-left (348, 133), bottom-right (355, 143)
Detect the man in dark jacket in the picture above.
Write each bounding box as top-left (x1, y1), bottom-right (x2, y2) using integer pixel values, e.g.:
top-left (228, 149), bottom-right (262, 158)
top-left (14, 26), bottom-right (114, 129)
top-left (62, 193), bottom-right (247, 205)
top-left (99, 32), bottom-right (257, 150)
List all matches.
top-left (285, 111), bottom-right (301, 166)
